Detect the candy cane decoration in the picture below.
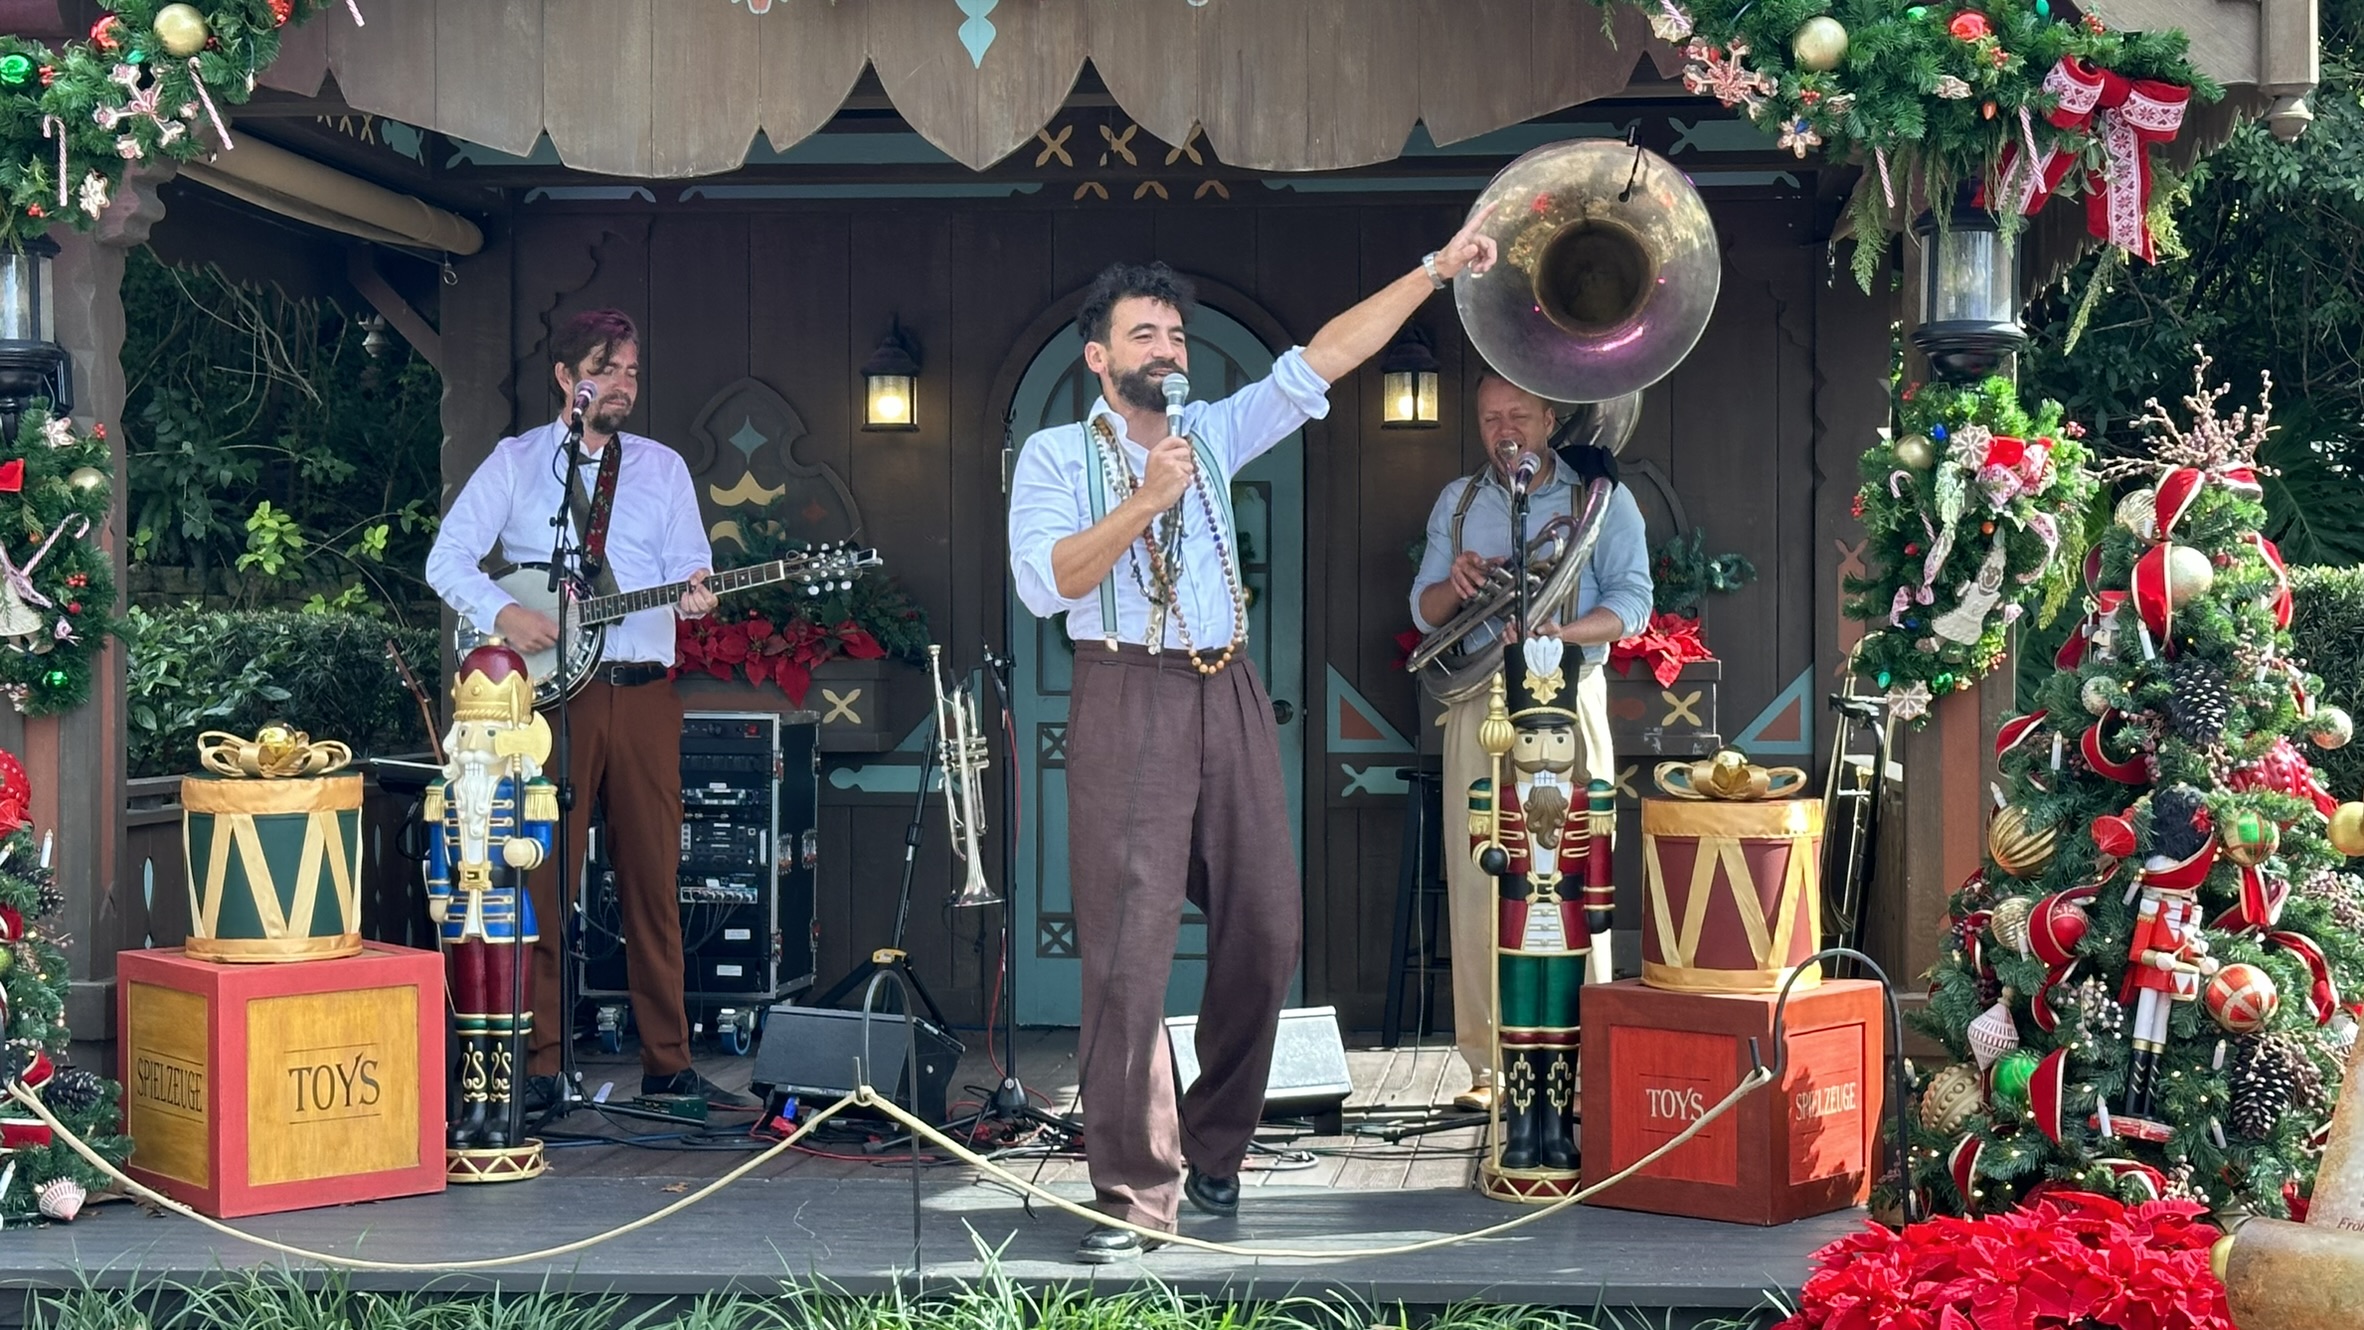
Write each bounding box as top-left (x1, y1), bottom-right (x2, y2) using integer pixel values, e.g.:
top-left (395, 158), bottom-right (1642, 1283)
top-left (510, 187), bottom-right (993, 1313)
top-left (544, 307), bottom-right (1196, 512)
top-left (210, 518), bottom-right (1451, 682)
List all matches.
top-left (39, 116), bottom-right (66, 210)
top-left (347, 0), bottom-right (368, 25)
top-left (1874, 148), bottom-right (1895, 209)
top-left (185, 59), bottom-right (233, 149)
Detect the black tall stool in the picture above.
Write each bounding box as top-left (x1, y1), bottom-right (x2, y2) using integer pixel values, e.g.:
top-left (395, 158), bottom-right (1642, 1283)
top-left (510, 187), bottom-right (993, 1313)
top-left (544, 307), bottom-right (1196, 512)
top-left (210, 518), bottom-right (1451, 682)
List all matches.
top-left (1382, 767), bottom-right (1453, 1048)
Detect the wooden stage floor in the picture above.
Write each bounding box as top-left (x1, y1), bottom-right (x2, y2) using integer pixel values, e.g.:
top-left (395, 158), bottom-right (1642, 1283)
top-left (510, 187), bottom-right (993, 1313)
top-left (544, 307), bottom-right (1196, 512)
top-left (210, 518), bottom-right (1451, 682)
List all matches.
top-left (5, 1029), bottom-right (1857, 1317)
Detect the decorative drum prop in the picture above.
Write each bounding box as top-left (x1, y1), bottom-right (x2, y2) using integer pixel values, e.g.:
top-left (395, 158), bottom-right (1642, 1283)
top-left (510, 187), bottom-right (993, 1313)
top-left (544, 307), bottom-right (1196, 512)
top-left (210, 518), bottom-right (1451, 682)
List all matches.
top-left (1641, 749), bottom-right (1824, 993)
top-left (181, 727), bottom-right (363, 963)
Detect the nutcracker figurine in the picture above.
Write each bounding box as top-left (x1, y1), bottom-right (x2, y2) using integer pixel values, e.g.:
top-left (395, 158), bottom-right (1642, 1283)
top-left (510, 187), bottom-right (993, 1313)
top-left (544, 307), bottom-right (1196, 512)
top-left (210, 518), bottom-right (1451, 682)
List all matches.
top-left (2105, 851), bottom-right (2219, 1142)
top-left (1470, 635), bottom-right (1613, 1201)
top-left (426, 642), bottom-right (556, 1183)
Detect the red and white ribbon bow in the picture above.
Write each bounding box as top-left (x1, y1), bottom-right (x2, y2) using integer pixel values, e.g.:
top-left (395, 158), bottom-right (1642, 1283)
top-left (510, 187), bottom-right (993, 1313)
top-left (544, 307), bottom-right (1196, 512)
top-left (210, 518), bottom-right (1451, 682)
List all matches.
top-left (1988, 56), bottom-right (2191, 261)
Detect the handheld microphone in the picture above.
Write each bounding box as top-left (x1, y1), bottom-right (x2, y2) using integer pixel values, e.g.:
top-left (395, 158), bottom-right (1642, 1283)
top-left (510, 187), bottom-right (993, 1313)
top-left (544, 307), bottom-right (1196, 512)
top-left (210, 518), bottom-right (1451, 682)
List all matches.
top-left (569, 379), bottom-right (598, 426)
top-left (1162, 372), bottom-right (1190, 438)
top-left (1512, 449), bottom-right (1541, 496)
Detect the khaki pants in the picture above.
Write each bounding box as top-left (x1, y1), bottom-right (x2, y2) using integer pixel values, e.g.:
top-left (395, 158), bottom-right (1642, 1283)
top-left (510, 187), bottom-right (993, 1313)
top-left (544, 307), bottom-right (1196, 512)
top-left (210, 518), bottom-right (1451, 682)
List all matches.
top-left (1440, 664), bottom-right (1616, 1084)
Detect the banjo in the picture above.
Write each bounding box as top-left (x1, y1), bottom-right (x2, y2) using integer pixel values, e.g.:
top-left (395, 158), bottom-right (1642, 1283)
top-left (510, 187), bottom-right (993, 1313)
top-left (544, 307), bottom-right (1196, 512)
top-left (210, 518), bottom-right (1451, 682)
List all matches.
top-left (453, 543), bottom-right (880, 708)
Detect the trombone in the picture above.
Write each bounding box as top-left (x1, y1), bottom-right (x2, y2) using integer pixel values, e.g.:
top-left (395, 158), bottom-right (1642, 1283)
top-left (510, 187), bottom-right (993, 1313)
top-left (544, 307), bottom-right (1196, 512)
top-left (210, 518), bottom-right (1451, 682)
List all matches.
top-left (929, 644), bottom-right (999, 907)
top-left (1820, 655), bottom-right (1899, 978)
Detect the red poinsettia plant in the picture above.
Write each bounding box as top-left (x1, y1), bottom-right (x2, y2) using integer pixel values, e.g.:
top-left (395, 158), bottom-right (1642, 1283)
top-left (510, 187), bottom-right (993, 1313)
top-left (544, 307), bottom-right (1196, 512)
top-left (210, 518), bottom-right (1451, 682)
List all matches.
top-left (1780, 1191), bottom-right (2230, 1330)
top-left (675, 613), bottom-right (886, 709)
top-left (1609, 611), bottom-right (1716, 687)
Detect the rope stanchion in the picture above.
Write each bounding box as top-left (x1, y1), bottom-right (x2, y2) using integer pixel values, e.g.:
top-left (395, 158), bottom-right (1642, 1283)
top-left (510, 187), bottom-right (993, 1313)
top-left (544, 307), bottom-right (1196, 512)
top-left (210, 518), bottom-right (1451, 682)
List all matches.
top-left (5, 1057), bottom-right (1775, 1269)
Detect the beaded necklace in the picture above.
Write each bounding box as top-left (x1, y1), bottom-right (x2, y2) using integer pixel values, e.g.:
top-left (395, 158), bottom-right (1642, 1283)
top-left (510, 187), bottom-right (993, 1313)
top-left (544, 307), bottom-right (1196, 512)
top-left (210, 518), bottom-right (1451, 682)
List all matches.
top-left (1089, 417), bottom-right (1249, 676)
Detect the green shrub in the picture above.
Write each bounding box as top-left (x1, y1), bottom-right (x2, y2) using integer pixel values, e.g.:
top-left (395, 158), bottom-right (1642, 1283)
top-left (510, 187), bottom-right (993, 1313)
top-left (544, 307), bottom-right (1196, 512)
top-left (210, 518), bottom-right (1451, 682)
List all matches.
top-left (123, 605), bottom-right (440, 780)
top-left (2290, 565), bottom-right (2364, 803)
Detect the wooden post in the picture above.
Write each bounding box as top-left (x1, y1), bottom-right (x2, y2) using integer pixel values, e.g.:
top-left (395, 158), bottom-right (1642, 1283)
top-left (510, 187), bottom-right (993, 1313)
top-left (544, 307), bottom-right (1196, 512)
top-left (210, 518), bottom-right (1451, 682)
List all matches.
top-left (23, 176), bottom-right (171, 1039)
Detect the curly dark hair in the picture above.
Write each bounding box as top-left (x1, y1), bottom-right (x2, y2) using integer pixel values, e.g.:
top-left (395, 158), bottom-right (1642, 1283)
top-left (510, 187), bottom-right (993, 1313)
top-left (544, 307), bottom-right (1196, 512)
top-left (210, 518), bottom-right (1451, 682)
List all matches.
top-left (1077, 262), bottom-right (1196, 346)
top-left (550, 308), bottom-right (639, 376)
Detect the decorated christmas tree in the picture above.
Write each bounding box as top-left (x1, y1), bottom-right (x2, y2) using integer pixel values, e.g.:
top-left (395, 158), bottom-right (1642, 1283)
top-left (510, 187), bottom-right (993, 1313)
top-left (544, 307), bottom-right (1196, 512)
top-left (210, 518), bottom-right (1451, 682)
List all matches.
top-left (0, 749), bottom-right (128, 1223)
top-left (1905, 349), bottom-right (2364, 1219)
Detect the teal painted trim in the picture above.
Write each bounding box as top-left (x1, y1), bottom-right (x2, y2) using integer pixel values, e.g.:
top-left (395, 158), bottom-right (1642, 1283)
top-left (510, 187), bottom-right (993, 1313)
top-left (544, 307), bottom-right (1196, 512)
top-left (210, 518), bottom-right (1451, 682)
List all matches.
top-left (1262, 176), bottom-right (1493, 194)
top-left (446, 134), bottom-right (563, 168)
top-left (379, 120), bottom-right (426, 164)
top-left (1341, 764), bottom-right (1412, 797)
top-left (523, 186), bottom-right (656, 203)
top-left (1732, 667), bottom-right (1816, 755)
top-left (677, 183), bottom-right (1045, 200)
top-left (755, 133), bottom-right (958, 166)
top-left (1324, 665), bottom-right (1414, 753)
top-left (1666, 117), bottom-right (1780, 156)
top-left (1399, 121), bottom-right (1636, 156)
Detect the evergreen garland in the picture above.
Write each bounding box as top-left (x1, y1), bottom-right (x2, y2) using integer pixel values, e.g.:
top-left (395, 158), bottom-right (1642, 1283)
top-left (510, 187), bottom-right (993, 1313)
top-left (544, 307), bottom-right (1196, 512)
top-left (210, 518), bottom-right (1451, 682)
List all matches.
top-left (0, 3), bottom-right (343, 244)
top-left (1899, 349), bottom-right (2364, 1222)
top-left (1844, 368), bottom-right (2096, 722)
top-left (0, 410), bottom-right (116, 716)
top-left (1619, 0), bottom-right (2221, 289)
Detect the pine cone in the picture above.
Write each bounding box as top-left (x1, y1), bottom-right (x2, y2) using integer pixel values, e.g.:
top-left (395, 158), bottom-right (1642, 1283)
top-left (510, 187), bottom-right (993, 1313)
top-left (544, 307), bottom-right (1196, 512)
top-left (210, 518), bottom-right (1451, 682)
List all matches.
top-left (2299, 871), bottom-right (2364, 935)
top-left (42, 1067), bottom-right (104, 1115)
top-left (2279, 1033), bottom-right (2331, 1112)
top-left (2233, 1035), bottom-right (2301, 1139)
top-left (29, 869), bottom-right (62, 921)
top-left (2166, 656), bottom-right (2234, 742)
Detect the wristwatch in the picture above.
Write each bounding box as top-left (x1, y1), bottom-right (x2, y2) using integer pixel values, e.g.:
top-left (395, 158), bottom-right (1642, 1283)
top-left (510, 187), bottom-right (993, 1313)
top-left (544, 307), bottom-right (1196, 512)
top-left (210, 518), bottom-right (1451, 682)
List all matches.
top-left (1421, 251), bottom-right (1448, 289)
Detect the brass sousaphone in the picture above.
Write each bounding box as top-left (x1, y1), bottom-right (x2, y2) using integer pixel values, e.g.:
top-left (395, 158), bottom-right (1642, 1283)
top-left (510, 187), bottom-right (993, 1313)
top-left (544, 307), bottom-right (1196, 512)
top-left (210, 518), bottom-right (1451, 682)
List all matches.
top-left (1410, 140), bottom-right (1722, 704)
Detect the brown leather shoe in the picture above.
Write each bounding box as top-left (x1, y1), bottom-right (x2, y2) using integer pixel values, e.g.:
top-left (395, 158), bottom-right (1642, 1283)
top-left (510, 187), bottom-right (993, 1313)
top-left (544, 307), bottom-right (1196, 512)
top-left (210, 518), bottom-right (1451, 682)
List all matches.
top-left (1454, 1082), bottom-right (1494, 1112)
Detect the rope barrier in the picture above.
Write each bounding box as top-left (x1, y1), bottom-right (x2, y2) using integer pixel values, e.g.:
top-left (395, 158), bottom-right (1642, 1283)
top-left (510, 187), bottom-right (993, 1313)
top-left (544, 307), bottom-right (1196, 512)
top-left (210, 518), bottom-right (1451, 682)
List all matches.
top-left (6, 1063), bottom-right (1774, 1270)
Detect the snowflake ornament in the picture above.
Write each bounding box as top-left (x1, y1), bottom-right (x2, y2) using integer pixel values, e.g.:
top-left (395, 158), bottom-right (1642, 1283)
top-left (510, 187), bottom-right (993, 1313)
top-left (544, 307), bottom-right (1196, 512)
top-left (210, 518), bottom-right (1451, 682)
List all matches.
top-left (1650, 0), bottom-right (1695, 41)
top-left (75, 172), bottom-right (108, 219)
top-left (1933, 75), bottom-right (1974, 99)
top-left (1681, 39), bottom-right (1776, 113)
top-left (1778, 117), bottom-right (1823, 158)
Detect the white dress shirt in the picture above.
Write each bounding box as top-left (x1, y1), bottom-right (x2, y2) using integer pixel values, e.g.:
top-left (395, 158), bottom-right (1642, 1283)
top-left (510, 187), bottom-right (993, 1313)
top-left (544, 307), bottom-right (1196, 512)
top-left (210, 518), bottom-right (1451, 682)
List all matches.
top-left (1408, 464), bottom-right (1654, 665)
top-left (1009, 348), bottom-right (1330, 649)
top-left (427, 420), bottom-right (712, 666)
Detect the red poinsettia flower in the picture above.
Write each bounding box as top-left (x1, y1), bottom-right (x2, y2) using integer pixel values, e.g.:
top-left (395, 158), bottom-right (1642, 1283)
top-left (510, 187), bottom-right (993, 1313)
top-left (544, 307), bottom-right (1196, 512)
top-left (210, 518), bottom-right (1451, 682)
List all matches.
top-left (1610, 611), bottom-right (1715, 687)
top-left (1948, 10), bottom-right (1993, 40)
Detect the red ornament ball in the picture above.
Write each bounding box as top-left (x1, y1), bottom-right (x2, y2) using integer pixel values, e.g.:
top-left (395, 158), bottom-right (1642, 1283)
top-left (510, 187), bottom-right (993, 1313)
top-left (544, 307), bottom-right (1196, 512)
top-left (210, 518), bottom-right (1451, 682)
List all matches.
top-left (1949, 10), bottom-right (1993, 39)
top-left (2205, 963), bottom-right (2280, 1034)
top-left (2029, 891), bottom-right (2091, 966)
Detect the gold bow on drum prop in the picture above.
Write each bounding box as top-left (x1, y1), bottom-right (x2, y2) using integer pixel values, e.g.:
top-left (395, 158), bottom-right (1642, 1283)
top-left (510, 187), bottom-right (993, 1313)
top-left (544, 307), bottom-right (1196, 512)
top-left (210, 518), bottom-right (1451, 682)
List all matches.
top-left (1641, 749), bottom-right (1825, 994)
top-left (183, 726), bottom-right (363, 963)
top-left (196, 725), bottom-right (354, 780)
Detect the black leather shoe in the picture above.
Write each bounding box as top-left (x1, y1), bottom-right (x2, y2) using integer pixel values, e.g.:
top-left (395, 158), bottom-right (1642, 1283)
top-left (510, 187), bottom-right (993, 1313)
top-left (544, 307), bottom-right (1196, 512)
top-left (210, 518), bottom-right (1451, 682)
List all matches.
top-left (1076, 1227), bottom-right (1168, 1264)
top-left (1184, 1165), bottom-right (1240, 1218)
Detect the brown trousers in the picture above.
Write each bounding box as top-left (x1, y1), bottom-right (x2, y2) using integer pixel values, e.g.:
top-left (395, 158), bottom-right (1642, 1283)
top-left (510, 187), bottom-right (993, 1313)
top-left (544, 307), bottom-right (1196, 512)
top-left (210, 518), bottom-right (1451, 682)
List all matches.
top-left (524, 677), bottom-right (691, 1078)
top-left (1065, 645), bottom-right (1300, 1232)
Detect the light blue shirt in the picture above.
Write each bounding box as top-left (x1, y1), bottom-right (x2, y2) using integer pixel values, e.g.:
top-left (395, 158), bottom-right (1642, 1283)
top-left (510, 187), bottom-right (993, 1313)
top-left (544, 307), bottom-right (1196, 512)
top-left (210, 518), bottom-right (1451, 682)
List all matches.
top-left (1009, 348), bottom-right (1331, 649)
top-left (1409, 464), bottom-right (1654, 665)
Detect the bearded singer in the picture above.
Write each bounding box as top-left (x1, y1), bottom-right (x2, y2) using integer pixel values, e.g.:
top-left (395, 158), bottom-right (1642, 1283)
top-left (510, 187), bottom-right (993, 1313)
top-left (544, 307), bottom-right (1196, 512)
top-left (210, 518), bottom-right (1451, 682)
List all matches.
top-left (1409, 374), bottom-right (1653, 1114)
top-left (1008, 219), bottom-right (1495, 1264)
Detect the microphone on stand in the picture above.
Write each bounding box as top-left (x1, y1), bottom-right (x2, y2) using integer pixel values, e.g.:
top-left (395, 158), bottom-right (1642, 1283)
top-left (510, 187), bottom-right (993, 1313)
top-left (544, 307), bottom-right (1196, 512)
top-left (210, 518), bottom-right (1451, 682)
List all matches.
top-left (568, 379), bottom-right (598, 429)
top-left (1162, 372), bottom-right (1190, 439)
top-left (1512, 449), bottom-right (1541, 496)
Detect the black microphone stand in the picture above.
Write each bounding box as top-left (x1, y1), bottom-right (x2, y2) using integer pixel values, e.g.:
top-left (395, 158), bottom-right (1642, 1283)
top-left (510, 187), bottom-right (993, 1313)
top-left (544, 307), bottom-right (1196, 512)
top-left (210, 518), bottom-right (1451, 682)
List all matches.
top-left (534, 398), bottom-right (594, 1129)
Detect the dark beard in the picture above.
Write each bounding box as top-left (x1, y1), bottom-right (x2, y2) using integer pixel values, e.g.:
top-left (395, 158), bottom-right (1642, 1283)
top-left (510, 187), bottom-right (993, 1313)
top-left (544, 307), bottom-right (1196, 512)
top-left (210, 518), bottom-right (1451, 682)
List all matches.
top-left (589, 403), bottom-right (631, 434)
top-left (1113, 361), bottom-right (1180, 415)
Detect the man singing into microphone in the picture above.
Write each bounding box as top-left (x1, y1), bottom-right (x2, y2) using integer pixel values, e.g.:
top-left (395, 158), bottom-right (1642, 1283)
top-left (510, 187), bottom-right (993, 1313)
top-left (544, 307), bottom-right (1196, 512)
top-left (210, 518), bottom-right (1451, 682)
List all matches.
top-left (1409, 373), bottom-right (1653, 1113)
top-left (1008, 223), bottom-right (1494, 1263)
top-left (427, 308), bottom-right (752, 1116)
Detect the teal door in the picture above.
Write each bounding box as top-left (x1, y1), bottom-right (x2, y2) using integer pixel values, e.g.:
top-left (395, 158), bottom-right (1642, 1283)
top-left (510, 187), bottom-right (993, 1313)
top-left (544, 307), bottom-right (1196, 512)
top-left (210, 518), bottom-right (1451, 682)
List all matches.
top-left (1006, 309), bottom-right (1305, 1025)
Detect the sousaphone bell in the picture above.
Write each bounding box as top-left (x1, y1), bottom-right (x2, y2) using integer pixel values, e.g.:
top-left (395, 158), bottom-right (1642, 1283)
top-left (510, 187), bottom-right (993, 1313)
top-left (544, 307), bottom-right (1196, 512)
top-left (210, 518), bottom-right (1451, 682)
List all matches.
top-left (1409, 141), bottom-right (1722, 704)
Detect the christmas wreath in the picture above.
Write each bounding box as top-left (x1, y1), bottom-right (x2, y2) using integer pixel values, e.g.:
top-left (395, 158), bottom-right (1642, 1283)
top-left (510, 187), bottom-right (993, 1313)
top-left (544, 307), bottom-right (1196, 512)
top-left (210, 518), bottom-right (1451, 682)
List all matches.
top-left (1618, 0), bottom-right (2218, 287)
top-left (0, 411), bottom-right (115, 715)
top-left (1844, 373), bottom-right (2096, 723)
top-left (0, 2), bottom-right (352, 243)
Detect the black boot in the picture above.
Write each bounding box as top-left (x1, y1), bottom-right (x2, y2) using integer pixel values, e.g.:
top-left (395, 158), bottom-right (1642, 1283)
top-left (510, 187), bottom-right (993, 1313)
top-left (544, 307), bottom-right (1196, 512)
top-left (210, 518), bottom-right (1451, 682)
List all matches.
top-left (449, 1033), bottom-right (490, 1150)
top-left (1498, 1054), bottom-right (1538, 1170)
top-left (2122, 1047), bottom-right (2157, 1124)
top-left (1538, 1052), bottom-right (1577, 1172)
top-left (481, 1024), bottom-right (520, 1149)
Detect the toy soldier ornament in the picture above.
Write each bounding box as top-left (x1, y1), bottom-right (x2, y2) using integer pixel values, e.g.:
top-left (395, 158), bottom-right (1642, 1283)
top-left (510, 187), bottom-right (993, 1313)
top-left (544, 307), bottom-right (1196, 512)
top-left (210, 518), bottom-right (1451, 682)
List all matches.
top-left (1470, 633), bottom-right (1613, 1200)
top-left (426, 642), bottom-right (557, 1182)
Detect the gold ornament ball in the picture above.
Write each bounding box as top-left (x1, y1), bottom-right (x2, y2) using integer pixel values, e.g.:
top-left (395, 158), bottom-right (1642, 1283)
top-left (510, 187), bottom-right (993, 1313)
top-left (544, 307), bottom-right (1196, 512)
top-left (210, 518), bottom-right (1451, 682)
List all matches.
top-left (2330, 802), bottom-right (2364, 859)
top-left (1894, 434), bottom-right (1937, 470)
top-left (2116, 488), bottom-right (2159, 542)
top-left (1987, 804), bottom-right (2059, 879)
top-left (1919, 1062), bottom-right (1984, 1135)
top-left (253, 723), bottom-right (300, 769)
top-left (2311, 706), bottom-right (2353, 751)
top-left (1989, 895), bottom-right (2035, 955)
top-left (153, 3), bottom-right (211, 58)
top-left (1790, 16), bottom-right (1851, 72)
top-left (66, 466), bottom-right (106, 493)
top-left (2165, 543), bottom-right (2215, 608)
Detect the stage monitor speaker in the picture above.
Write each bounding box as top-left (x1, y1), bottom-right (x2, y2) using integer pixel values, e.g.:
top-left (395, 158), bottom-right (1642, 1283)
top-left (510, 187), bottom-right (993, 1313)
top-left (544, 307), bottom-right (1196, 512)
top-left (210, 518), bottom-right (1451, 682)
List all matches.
top-left (1166, 1005), bottom-right (1353, 1134)
top-left (750, 1003), bottom-right (962, 1125)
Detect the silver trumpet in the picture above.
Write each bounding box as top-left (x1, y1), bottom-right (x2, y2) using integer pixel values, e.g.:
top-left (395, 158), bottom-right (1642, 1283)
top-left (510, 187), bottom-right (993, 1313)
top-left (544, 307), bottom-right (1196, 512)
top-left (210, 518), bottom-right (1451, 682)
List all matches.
top-left (929, 644), bottom-right (999, 907)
